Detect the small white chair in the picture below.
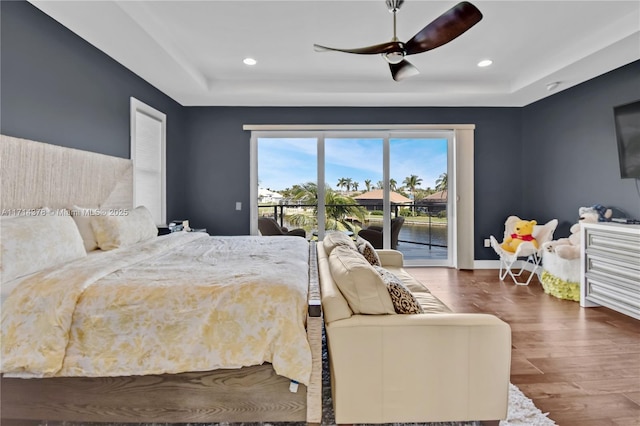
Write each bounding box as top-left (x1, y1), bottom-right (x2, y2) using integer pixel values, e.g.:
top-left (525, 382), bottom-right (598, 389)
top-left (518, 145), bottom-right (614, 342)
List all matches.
top-left (490, 216), bottom-right (558, 286)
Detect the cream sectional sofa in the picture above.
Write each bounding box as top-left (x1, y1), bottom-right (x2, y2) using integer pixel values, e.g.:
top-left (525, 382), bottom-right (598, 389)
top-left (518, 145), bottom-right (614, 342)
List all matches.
top-left (318, 232), bottom-right (512, 424)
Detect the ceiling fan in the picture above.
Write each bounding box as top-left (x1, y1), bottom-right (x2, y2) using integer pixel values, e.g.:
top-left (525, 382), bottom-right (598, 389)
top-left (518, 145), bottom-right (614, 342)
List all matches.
top-left (313, 0), bottom-right (483, 81)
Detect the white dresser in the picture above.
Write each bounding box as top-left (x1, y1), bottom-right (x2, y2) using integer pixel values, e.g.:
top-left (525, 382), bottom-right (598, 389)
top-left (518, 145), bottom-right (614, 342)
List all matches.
top-left (580, 222), bottom-right (640, 320)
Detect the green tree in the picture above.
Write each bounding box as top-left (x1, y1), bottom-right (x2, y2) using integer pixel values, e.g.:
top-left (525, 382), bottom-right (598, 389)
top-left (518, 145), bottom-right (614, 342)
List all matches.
top-left (337, 178), bottom-right (348, 192)
top-left (288, 182), bottom-right (366, 232)
top-left (403, 174), bottom-right (423, 216)
top-left (435, 172), bottom-right (448, 193)
top-left (374, 179), bottom-right (397, 191)
top-left (345, 177), bottom-right (353, 192)
top-left (364, 179), bottom-right (372, 191)
top-left (352, 181), bottom-right (359, 191)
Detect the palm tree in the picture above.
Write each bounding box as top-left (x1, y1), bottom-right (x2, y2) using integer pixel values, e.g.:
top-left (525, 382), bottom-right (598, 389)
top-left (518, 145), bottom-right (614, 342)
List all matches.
top-left (435, 172), bottom-right (448, 194)
top-left (337, 178), bottom-right (348, 192)
top-left (403, 175), bottom-right (423, 198)
top-left (374, 179), bottom-right (397, 191)
top-left (403, 174), bottom-right (423, 216)
top-left (288, 182), bottom-right (366, 232)
top-left (364, 179), bottom-right (372, 191)
top-left (345, 177), bottom-right (353, 192)
top-left (352, 181), bottom-right (359, 191)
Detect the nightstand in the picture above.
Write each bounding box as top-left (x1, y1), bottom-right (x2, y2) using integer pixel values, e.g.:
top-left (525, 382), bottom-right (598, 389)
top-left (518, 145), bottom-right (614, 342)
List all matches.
top-left (189, 228), bottom-right (208, 234)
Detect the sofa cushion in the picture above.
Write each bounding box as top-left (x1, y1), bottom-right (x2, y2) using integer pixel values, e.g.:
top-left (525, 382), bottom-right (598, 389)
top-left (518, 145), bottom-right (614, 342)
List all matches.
top-left (323, 231), bottom-right (357, 255)
top-left (356, 236), bottom-right (381, 266)
top-left (374, 266), bottom-right (424, 314)
top-left (317, 242), bottom-right (353, 323)
top-left (328, 246), bottom-right (396, 315)
top-left (384, 267), bottom-right (452, 314)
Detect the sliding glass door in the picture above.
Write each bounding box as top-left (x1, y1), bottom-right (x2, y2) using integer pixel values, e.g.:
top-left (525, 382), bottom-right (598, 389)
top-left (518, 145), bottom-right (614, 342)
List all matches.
top-left (251, 130), bottom-right (455, 266)
top-left (390, 135), bottom-right (452, 266)
top-left (256, 136), bottom-right (317, 239)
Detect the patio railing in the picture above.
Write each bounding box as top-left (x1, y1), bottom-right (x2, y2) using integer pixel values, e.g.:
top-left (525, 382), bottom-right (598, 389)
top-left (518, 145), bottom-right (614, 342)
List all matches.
top-left (258, 202), bottom-right (447, 249)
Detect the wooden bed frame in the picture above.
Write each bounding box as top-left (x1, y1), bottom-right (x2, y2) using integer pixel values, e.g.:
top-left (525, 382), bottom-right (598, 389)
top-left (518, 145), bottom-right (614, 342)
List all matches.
top-left (0, 135), bottom-right (323, 425)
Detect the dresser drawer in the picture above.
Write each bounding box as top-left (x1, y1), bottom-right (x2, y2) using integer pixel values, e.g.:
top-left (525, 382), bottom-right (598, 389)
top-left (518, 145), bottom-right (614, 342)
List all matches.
top-left (581, 223), bottom-right (640, 319)
top-left (586, 227), bottom-right (640, 259)
top-left (585, 274), bottom-right (640, 320)
top-left (585, 253), bottom-right (640, 285)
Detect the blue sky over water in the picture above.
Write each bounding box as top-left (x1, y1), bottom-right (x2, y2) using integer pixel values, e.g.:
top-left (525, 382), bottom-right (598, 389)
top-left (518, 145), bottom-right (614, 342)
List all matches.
top-left (258, 138), bottom-right (447, 192)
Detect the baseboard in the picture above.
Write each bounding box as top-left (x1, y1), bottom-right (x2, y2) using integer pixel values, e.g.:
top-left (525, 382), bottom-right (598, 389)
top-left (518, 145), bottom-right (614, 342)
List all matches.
top-left (473, 260), bottom-right (538, 272)
top-left (473, 260), bottom-right (501, 269)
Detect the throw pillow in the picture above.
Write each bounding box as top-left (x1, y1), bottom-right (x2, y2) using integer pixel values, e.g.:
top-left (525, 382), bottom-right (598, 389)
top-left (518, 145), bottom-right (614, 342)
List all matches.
top-left (91, 205), bottom-right (158, 250)
top-left (323, 230), bottom-right (357, 255)
top-left (328, 246), bottom-right (396, 315)
top-left (71, 205), bottom-right (99, 251)
top-left (374, 266), bottom-right (424, 314)
top-left (356, 236), bottom-right (381, 266)
top-left (1, 212), bottom-right (87, 282)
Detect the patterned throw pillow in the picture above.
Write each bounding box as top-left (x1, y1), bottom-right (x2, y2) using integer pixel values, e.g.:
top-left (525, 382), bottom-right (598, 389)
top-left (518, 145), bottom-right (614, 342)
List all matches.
top-left (356, 236), bottom-right (381, 266)
top-left (374, 266), bottom-right (424, 314)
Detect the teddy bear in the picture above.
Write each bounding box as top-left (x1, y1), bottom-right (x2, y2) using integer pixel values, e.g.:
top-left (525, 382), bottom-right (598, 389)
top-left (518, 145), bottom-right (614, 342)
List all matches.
top-left (500, 219), bottom-right (538, 253)
top-left (545, 206), bottom-right (601, 260)
top-left (591, 204), bottom-right (613, 222)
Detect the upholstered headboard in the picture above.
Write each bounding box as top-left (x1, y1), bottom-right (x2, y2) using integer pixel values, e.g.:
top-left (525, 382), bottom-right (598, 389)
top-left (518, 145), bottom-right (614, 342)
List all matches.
top-left (0, 134), bottom-right (133, 210)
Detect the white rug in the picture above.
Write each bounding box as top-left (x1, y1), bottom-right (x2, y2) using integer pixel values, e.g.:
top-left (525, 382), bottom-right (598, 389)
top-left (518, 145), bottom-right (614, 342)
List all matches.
top-left (500, 383), bottom-right (556, 426)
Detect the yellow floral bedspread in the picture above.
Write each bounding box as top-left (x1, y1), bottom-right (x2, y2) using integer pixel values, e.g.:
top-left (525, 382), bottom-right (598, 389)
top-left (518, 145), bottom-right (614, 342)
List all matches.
top-left (1, 233), bottom-right (312, 385)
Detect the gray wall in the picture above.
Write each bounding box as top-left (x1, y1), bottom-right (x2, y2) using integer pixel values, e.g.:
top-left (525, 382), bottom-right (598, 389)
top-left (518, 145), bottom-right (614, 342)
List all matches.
top-left (185, 107), bottom-right (522, 260)
top-left (0, 1), bottom-right (190, 221)
top-left (522, 61), bottom-right (640, 237)
top-left (2, 1), bottom-right (638, 261)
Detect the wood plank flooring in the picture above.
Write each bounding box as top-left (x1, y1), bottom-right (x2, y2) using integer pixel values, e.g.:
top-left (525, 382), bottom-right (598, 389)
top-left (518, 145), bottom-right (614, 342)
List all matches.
top-left (408, 268), bottom-right (640, 426)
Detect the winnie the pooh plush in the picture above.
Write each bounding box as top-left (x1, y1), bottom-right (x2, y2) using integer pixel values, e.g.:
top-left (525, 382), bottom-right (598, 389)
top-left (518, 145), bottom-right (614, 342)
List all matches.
top-left (500, 219), bottom-right (538, 253)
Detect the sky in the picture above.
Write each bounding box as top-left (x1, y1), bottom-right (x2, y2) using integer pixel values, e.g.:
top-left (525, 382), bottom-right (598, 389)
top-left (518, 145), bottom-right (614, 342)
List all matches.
top-left (258, 137), bottom-right (447, 192)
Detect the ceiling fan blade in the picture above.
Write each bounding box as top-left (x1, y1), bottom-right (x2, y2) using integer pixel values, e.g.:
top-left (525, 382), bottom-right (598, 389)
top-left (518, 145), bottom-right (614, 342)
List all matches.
top-left (404, 1), bottom-right (483, 55)
top-left (314, 41), bottom-right (401, 55)
top-left (389, 59), bottom-right (420, 81)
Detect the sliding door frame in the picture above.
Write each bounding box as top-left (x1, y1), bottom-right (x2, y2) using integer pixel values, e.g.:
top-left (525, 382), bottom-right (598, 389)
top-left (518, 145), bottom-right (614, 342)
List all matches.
top-left (247, 125), bottom-right (475, 269)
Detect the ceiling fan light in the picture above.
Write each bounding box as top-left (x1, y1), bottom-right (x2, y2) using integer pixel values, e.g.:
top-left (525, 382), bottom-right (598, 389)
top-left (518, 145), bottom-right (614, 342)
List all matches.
top-left (383, 51), bottom-right (404, 64)
top-left (477, 59), bottom-right (493, 67)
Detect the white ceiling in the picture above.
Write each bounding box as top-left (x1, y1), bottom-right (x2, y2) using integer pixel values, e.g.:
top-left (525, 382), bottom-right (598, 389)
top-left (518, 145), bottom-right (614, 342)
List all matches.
top-left (30, 0), bottom-right (640, 107)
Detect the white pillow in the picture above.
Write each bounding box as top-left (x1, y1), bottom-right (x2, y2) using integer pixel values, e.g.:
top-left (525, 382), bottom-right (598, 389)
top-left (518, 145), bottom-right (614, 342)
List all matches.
top-left (328, 245), bottom-right (396, 315)
top-left (91, 206), bottom-right (158, 251)
top-left (322, 231), bottom-right (357, 255)
top-left (1, 213), bottom-right (87, 283)
top-left (71, 205), bottom-right (99, 251)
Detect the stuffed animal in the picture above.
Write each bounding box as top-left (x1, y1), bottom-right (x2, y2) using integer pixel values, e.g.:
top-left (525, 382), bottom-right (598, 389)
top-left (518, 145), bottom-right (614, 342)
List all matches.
top-left (587, 204), bottom-right (612, 222)
top-left (545, 207), bottom-right (600, 260)
top-left (501, 219), bottom-right (538, 253)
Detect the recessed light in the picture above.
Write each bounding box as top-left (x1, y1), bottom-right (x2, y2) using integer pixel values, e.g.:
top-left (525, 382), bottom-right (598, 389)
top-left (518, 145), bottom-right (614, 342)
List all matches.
top-left (477, 59), bottom-right (493, 68)
top-left (243, 57), bottom-right (257, 66)
top-left (546, 81), bottom-right (560, 91)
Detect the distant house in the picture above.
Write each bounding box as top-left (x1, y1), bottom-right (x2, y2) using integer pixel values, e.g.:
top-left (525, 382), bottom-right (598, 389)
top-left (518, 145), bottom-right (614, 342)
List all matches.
top-left (416, 190), bottom-right (447, 213)
top-left (353, 189), bottom-right (412, 211)
top-left (258, 188), bottom-right (284, 204)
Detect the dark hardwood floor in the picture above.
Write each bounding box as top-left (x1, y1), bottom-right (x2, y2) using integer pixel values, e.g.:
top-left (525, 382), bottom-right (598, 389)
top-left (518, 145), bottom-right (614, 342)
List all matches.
top-left (408, 267), bottom-right (640, 426)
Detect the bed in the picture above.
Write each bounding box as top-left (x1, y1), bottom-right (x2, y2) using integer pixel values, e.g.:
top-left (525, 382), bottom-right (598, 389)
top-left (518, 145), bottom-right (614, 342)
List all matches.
top-left (0, 135), bottom-right (322, 425)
